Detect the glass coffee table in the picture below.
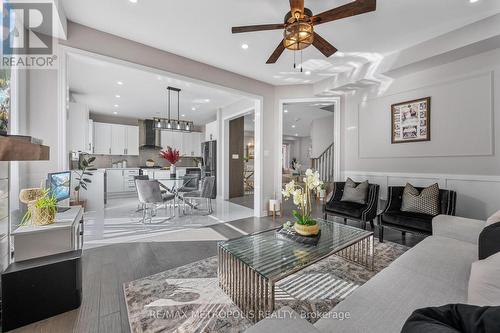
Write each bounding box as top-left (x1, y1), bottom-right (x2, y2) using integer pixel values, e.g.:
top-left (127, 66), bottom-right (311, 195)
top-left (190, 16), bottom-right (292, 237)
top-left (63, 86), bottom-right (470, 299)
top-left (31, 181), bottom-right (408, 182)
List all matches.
top-left (217, 219), bottom-right (374, 322)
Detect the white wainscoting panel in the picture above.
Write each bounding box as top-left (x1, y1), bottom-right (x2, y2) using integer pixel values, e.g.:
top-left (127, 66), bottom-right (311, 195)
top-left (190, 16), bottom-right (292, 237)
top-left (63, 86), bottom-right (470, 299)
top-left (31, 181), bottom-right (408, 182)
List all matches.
top-left (343, 171), bottom-right (500, 220)
top-left (358, 71), bottom-right (494, 158)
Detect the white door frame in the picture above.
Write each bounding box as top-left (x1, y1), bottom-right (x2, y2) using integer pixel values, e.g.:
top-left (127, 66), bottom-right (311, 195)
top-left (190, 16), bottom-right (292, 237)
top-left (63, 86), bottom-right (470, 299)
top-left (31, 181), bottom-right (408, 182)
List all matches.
top-left (219, 102), bottom-right (262, 216)
top-left (275, 97), bottom-right (341, 197)
top-left (57, 45), bottom-right (264, 217)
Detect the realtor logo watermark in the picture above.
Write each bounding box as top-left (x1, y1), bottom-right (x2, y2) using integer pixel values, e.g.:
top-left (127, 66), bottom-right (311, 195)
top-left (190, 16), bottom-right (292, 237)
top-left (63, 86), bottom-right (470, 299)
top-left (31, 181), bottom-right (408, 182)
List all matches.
top-left (2, 1), bottom-right (58, 69)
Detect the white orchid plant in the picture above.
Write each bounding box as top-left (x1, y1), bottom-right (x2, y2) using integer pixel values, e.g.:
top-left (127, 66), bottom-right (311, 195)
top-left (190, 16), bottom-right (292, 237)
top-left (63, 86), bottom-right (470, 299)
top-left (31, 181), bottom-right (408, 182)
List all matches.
top-left (282, 169), bottom-right (324, 226)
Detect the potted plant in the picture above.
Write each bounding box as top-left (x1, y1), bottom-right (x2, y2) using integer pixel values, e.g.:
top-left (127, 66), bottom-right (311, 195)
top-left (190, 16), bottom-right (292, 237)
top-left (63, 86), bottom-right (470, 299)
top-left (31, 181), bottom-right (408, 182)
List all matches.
top-left (72, 155), bottom-right (96, 208)
top-left (21, 189), bottom-right (57, 226)
top-left (160, 146), bottom-right (180, 175)
top-left (282, 169), bottom-right (324, 236)
top-left (318, 183), bottom-right (327, 200)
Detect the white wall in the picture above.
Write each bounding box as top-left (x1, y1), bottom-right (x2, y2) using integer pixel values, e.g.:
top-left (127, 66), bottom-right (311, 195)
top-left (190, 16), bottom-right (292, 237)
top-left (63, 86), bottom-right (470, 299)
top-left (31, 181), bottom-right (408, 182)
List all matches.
top-left (310, 115), bottom-right (334, 158)
top-left (341, 48), bottom-right (500, 220)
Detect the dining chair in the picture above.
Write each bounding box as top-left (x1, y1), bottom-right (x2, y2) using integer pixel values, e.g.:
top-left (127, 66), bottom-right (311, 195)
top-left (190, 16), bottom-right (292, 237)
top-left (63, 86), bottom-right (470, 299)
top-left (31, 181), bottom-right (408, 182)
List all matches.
top-left (182, 176), bottom-right (216, 215)
top-left (135, 179), bottom-right (176, 223)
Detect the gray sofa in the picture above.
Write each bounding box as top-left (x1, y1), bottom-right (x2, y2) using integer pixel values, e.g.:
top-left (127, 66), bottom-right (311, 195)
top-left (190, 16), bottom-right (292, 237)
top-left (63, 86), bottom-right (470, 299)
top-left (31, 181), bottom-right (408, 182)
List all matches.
top-left (245, 215), bottom-right (486, 333)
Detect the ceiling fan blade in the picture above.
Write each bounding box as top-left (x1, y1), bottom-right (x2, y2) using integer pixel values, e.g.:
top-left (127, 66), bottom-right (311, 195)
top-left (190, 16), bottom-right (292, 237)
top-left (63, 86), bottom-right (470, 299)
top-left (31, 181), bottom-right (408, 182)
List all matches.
top-left (232, 24), bottom-right (285, 34)
top-left (313, 0), bottom-right (376, 25)
top-left (289, 0), bottom-right (304, 16)
top-left (266, 41), bottom-right (286, 64)
top-left (312, 32), bottom-right (337, 57)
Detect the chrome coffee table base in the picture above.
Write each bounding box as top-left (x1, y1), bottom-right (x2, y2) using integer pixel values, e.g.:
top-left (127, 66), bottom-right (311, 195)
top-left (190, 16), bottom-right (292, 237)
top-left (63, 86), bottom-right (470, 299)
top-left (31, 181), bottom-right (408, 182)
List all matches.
top-left (217, 234), bottom-right (374, 322)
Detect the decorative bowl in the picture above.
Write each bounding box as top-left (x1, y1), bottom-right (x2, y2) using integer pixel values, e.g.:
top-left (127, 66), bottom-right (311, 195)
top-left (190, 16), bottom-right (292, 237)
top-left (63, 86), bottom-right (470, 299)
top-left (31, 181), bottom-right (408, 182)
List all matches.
top-left (294, 222), bottom-right (320, 236)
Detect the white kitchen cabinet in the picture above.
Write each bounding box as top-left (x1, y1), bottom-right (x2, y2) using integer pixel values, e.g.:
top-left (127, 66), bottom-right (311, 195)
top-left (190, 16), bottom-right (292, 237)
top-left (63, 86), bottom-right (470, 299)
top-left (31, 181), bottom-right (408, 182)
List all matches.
top-left (126, 126), bottom-right (139, 156)
top-left (161, 131), bottom-right (202, 157)
top-left (106, 169), bottom-right (125, 193)
top-left (205, 121), bottom-right (218, 141)
top-left (94, 122), bottom-right (139, 156)
top-left (191, 132), bottom-right (202, 157)
top-left (111, 125), bottom-right (127, 155)
top-left (68, 102), bottom-right (91, 153)
top-left (93, 122), bottom-right (112, 155)
top-left (106, 168), bottom-right (139, 193)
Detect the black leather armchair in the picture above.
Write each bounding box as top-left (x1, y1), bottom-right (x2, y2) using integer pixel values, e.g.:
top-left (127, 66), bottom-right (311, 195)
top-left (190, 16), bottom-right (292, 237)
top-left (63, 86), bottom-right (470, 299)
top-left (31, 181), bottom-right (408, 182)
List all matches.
top-left (378, 186), bottom-right (457, 242)
top-left (323, 181), bottom-right (380, 230)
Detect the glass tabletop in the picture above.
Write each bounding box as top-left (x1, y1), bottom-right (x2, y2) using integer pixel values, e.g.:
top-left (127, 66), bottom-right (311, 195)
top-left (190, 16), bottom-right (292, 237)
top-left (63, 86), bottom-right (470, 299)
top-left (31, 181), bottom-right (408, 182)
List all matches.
top-left (219, 219), bottom-right (373, 281)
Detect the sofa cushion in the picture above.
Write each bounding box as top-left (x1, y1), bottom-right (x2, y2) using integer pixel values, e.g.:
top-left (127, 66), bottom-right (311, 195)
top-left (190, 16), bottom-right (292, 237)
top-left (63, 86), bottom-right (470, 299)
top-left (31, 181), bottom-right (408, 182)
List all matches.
top-left (325, 201), bottom-right (367, 218)
top-left (340, 178), bottom-right (368, 204)
top-left (314, 264), bottom-right (467, 333)
top-left (478, 221), bottom-right (500, 260)
top-left (485, 210), bottom-right (500, 227)
top-left (390, 236), bottom-right (477, 291)
top-left (401, 183), bottom-right (440, 216)
top-left (468, 251), bottom-right (500, 306)
top-left (382, 210), bottom-right (434, 232)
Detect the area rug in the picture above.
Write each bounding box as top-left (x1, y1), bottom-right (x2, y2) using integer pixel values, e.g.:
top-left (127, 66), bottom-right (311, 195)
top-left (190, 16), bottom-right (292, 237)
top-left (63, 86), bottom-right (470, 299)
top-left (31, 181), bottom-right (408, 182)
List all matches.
top-left (124, 239), bottom-right (409, 333)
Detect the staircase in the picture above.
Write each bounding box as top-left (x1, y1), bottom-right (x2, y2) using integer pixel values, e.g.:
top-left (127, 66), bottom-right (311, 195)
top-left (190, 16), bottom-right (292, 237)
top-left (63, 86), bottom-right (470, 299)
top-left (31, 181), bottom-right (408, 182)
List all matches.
top-left (312, 143), bottom-right (334, 183)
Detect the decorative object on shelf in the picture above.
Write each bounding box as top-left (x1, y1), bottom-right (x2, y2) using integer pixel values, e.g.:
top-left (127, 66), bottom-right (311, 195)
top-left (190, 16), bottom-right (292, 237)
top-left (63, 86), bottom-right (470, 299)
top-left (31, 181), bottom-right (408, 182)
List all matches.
top-left (145, 159), bottom-right (156, 167)
top-left (72, 155), bottom-right (96, 208)
top-left (268, 198), bottom-right (281, 220)
top-left (154, 86), bottom-right (194, 132)
top-left (20, 188), bottom-right (57, 226)
top-left (282, 168), bottom-right (323, 236)
top-left (391, 96), bottom-right (431, 144)
top-left (160, 146), bottom-right (180, 176)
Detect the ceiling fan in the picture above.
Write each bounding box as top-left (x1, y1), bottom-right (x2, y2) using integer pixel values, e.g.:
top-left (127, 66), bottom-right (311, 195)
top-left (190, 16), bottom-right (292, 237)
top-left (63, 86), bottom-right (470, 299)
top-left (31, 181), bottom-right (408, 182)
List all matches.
top-left (232, 0), bottom-right (376, 64)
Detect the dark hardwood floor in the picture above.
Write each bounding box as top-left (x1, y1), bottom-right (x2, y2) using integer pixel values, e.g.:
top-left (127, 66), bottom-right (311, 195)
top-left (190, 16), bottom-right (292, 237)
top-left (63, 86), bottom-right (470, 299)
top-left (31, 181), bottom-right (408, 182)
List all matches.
top-left (11, 200), bottom-right (423, 333)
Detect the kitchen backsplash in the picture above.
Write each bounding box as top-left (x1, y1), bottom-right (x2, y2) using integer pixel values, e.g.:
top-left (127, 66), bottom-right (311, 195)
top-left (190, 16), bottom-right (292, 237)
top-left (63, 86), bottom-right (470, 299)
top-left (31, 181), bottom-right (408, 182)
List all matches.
top-left (76, 148), bottom-right (200, 169)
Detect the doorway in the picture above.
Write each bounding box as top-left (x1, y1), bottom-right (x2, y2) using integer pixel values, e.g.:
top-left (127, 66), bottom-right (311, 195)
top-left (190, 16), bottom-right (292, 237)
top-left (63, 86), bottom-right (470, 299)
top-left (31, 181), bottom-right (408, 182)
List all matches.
top-left (228, 111), bottom-right (255, 209)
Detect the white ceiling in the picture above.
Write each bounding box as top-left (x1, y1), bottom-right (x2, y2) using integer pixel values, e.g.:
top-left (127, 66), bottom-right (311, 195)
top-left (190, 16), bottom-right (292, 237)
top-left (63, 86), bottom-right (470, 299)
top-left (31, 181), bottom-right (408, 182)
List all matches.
top-left (68, 53), bottom-right (245, 125)
top-left (62, 0), bottom-right (500, 85)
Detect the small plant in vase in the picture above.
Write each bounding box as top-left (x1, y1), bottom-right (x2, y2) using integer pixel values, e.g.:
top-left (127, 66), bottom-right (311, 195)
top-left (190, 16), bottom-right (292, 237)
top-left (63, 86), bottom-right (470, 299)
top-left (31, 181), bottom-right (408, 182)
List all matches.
top-left (160, 146), bottom-right (180, 175)
top-left (21, 189), bottom-right (58, 226)
top-left (282, 169), bottom-right (324, 236)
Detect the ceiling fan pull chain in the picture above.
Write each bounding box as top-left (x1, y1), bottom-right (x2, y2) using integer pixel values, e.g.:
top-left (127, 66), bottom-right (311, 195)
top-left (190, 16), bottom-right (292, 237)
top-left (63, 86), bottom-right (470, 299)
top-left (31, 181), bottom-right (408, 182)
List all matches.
top-left (300, 50), bottom-right (303, 73)
top-left (293, 50), bottom-right (296, 69)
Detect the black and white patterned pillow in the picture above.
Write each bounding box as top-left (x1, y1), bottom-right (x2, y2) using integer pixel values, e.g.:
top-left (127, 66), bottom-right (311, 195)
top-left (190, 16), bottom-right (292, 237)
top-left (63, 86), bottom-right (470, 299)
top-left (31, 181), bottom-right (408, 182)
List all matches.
top-left (401, 183), bottom-right (440, 216)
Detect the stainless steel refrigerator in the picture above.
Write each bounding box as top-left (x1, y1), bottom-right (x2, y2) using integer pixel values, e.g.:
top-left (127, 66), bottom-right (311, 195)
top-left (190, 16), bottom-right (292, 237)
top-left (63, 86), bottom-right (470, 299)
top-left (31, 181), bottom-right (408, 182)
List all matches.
top-left (201, 140), bottom-right (216, 193)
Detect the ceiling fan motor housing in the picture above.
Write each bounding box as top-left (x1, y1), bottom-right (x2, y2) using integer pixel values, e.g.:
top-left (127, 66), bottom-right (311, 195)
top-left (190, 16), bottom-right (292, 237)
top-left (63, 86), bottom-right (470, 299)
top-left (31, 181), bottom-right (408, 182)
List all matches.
top-left (283, 8), bottom-right (314, 51)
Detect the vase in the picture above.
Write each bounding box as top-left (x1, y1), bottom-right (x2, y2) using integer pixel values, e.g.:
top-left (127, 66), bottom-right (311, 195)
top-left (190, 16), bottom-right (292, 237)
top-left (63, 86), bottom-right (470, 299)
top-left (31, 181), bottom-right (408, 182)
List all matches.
top-left (171, 165), bottom-right (176, 176)
top-left (32, 206), bottom-right (56, 226)
top-left (294, 222), bottom-right (320, 236)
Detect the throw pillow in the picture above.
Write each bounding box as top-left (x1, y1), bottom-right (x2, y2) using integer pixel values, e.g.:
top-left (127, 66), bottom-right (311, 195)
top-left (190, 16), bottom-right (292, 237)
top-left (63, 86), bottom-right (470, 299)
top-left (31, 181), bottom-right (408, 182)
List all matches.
top-left (478, 221), bottom-right (500, 260)
top-left (401, 183), bottom-right (440, 216)
top-left (486, 210), bottom-right (500, 227)
top-left (340, 178), bottom-right (368, 204)
top-left (468, 251), bottom-right (500, 306)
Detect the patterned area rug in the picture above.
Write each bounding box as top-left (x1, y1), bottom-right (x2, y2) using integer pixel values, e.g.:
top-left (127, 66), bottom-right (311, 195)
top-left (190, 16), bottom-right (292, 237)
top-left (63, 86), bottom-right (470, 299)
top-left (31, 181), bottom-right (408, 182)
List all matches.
top-left (124, 239), bottom-right (409, 333)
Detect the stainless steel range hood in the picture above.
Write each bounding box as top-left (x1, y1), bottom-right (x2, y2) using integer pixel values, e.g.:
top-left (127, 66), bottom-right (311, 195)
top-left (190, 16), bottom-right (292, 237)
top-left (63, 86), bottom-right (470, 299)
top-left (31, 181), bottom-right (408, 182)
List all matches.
top-left (139, 119), bottom-right (162, 149)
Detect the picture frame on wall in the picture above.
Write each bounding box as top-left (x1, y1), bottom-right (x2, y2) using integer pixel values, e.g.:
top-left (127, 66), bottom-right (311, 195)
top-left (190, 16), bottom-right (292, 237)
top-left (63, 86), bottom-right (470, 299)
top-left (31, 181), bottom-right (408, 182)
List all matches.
top-left (391, 97), bottom-right (431, 144)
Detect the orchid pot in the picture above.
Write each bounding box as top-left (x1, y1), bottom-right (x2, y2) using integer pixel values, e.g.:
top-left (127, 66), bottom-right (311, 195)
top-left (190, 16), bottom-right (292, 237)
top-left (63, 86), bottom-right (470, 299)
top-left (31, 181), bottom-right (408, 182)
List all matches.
top-left (282, 169), bottom-right (324, 236)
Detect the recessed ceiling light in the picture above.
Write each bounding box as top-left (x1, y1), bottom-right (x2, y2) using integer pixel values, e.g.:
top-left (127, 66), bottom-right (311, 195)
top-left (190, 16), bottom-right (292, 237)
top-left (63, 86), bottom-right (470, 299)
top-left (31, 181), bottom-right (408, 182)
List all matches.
top-left (113, 111), bottom-right (118, 115)
top-left (284, 109), bottom-right (288, 113)
top-left (181, 114), bottom-right (186, 117)
top-left (129, 0), bottom-right (138, 3)
top-left (115, 94), bottom-right (121, 98)
top-left (191, 107), bottom-right (196, 111)
top-left (114, 104), bottom-right (119, 108)
top-left (291, 125), bottom-right (296, 128)
top-left (204, 99), bottom-right (210, 103)
top-left (117, 81), bottom-right (123, 85)
top-left (469, 0), bottom-right (479, 3)
top-left (241, 43), bottom-right (249, 50)
top-left (295, 133), bottom-right (299, 137)
top-left (305, 71), bottom-right (311, 75)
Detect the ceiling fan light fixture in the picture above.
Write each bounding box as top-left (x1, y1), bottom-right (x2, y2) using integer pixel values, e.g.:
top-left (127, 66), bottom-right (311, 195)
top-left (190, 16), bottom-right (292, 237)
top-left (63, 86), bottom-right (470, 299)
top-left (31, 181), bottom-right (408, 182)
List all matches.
top-left (283, 21), bottom-right (314, 51)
